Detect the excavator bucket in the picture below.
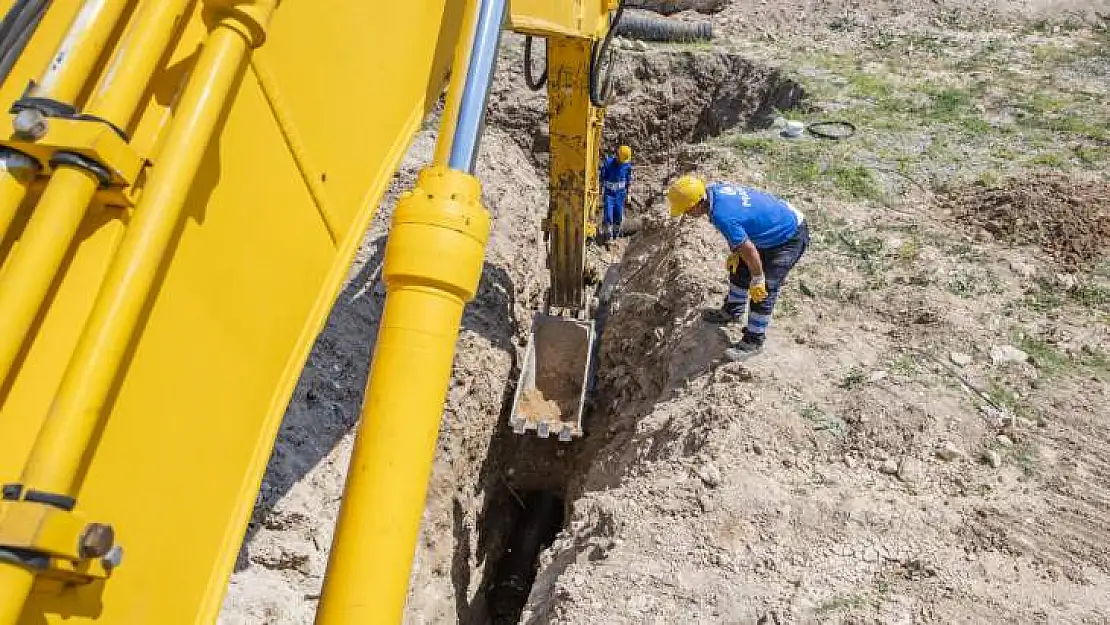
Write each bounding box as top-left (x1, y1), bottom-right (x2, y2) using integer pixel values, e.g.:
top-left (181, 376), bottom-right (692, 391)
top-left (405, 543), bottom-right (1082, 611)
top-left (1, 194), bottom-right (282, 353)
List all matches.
top-left (510, 314), bottom-right (595, 441)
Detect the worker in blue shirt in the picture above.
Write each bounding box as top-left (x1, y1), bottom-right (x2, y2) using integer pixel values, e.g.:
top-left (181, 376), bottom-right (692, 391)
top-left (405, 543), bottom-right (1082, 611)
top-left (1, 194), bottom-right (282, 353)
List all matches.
top-left (668, 175), bottom-right (809, 361)
top-left (599, 145), bottom-right (633, 241)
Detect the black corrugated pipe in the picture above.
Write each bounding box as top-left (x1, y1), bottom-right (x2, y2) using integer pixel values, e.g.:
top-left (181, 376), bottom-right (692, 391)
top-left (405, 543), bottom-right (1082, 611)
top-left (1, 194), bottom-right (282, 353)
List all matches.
top-left (615, 14), bottom-right (713, 42)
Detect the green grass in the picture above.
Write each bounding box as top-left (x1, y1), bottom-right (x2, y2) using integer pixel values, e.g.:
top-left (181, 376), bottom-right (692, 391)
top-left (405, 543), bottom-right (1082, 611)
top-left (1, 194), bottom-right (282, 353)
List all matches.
top-left (986, 381), bottom-right (1029, 418)
top-left (1030, 152), bottom-right (1066, 167)
top-left (890, 353), bottom-right (921, 375)
top-left (1015, 333), bottom-right (1070, 374)
top-left (838, 366), bottom-right (867, 390)
top-left (930, 87), bottom-right (973, 118)
top-left (800, 404), bottom-right (849, 437)
top-left (1079, 346), bottom-right (1110, 373)
top-left (1010, 441), bottom-right (1041, 477)
top-left (816, 595), bottom-right (869, 615)
top-left (848, 71), bottom-right (894, 99)
top-left (958, 116), bottom-right (994, 135)
top-left (730, 135), bottom-right (773, 153)
top-left (772, 150), bottom-right (822, 185)
top-left (1032, 44), bottom-right (1075, 64)
top-left (1075, 145), bottom-right (1110, 167)
top-left (830, 165), bottom-right (882, 200)
top-left (1069, 283), bottom-right (1110, 312)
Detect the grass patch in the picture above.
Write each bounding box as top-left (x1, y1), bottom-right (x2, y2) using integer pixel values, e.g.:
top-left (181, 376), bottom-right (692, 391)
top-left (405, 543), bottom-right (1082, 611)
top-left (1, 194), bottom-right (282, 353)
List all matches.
top-left (986, 380), bottom-right (1031, 419)
top-left (1010, 441), bottom-right (1041, 477)
top-left (730, 135), bottom-right (774, 153)
top-left (838, 366), bottom-right (867, 390)
top-left (1069, 283), bottom-right (1110, 312)
top-left (848, 71), bottom-right (894, 99)
top-left (1032, 44), bottom-right (1075, 64)
top-left (773, 151), bottom-right (822, 185)
top-left (816, 595), bottom-right (869, 615)
top-left (929, 87), bottom-right (973, 119)
top-left (1030, 152), bottom-right (1066, 167)
top-left (891, 353), bottom-right (921, 375)
top-left (958, 116), bottom-right (994, 135)
top-left (830, 165), bottom-right (882, 200)
top-left (800, 404), bottom-right (849, 437)
top-left (1075, 145), bottom-right (1110, 167)
top-left (1015, 333), bottom-right (1070, 374)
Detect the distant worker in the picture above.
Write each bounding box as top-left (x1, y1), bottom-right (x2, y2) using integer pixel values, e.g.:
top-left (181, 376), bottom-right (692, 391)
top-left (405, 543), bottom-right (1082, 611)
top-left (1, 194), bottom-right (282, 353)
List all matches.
top-left (599, 145), bottom-right (633, 241)
top-left (668, 175), bottom-right (809, 362)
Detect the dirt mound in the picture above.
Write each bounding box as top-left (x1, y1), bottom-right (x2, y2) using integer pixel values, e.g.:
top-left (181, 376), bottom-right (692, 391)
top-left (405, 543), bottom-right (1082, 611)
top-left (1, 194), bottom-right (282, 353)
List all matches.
top-left (948, 174), bottom-right (1110, 268)
top-left (490, 43), bottom-right (803, 165)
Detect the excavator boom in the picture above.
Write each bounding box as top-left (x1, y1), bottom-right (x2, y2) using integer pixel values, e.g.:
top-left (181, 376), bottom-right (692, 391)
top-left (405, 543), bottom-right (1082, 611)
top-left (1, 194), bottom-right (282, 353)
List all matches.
top-left (0, 0), bottom-right (614, 622)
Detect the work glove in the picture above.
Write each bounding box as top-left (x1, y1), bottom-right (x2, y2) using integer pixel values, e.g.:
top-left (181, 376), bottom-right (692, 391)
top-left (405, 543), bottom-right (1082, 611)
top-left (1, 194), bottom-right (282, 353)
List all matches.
top-left (727, 250), bottom-right (742, 274)
top-left (749, 275), bottom-right (769, 303)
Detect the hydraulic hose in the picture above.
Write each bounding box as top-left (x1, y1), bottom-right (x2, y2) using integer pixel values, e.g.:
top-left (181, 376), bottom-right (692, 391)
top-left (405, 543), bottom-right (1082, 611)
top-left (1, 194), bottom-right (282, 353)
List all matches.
top-left (0, 0), bottom-right (51, 85)
top-left (614, 13), bottom-right (713, 42)
top-left (589, 0), bottom-right (626, 107)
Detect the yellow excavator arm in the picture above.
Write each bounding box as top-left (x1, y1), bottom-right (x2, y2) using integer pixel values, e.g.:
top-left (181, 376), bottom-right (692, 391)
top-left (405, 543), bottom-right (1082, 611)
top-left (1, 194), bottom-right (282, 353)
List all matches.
top-left (0, 0), bottom-right (617, 623)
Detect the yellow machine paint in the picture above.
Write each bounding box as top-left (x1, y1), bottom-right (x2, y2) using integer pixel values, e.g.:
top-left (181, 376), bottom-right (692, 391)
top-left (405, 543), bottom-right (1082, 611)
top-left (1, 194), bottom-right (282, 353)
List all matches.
top-left (0, 0), bottom-right (618, 622)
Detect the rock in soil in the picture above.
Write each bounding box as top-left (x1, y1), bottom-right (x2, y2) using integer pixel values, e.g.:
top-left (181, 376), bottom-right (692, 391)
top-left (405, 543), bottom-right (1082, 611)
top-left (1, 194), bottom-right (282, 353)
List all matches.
top-left (950, 352), bottom-right (973, 367)
top-left (897, 457), bottom-right (926, 483)
top-left (983, 450), bottom-right (1004, 469)
top-left (937, 441), bottom-right (962, 461)
top-left (697, 463), bottom-right (723, 487)
top-left (880, 458), bottom-right (900, 475)
top-left (991, 345), bottom-right (1029, 366)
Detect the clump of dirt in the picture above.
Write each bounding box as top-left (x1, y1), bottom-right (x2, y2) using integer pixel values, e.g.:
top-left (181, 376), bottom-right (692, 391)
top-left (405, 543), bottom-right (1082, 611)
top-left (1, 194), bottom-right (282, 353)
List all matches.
top-left (947, 174), bottom-right (1110, 268)
top-left (517, 389), bottom-right (562, 421)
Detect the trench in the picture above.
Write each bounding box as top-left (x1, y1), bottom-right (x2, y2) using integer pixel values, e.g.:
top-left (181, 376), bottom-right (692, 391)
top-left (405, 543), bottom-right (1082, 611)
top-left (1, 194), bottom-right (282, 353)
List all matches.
top-left (432, 45), bottom-right (806, 625)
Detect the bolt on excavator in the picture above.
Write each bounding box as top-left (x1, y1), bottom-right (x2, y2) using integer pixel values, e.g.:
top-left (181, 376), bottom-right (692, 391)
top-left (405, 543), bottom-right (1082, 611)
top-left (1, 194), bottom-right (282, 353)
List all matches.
top-left (0, 0), bottom-right (621, 623)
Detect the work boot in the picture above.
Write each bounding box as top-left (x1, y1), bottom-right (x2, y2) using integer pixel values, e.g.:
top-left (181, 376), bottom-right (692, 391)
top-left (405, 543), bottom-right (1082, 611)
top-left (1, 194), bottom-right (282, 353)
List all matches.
top-left (725, 329), bottom-right (765, 361)
top-left (702, 303), bottom-right (744, 324)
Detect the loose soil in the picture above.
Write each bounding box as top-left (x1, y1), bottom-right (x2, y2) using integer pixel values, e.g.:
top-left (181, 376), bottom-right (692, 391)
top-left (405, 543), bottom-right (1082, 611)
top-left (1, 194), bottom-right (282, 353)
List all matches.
top-left (948, 174), bottom-right (1110, 268)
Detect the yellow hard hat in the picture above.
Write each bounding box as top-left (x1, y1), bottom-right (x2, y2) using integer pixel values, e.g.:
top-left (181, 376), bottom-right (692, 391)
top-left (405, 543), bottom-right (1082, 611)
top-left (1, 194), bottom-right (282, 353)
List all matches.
top-left (668, 175), bottom-right (707, 217)
top-left (618, 145), bottom-right (632, 163)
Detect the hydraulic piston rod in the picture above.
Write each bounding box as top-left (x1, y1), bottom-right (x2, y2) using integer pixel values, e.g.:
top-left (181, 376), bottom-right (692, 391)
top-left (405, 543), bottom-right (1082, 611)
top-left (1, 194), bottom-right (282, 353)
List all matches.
top-left (316, 0), bottom-right (504, 622)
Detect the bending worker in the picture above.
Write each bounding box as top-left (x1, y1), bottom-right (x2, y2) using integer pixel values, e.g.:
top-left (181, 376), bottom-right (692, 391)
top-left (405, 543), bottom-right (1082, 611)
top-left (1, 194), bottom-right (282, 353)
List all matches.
top-left (668, 175), bottom-right (809, 361)
top-left (599, 145), bottom-right (633, 241)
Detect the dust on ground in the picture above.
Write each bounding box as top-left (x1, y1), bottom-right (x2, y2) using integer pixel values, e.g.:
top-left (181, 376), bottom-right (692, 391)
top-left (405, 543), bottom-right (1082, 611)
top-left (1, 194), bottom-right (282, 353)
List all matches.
top-left (222, 1), bottom-right (1110, 623)
top-left (947, 174), bottom-right (1110, 268)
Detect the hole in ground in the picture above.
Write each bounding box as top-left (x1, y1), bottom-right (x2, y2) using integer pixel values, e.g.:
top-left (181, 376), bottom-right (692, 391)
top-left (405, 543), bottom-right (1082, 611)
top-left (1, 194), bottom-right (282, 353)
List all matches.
top-left (485, 490), bottom-right (565, 625)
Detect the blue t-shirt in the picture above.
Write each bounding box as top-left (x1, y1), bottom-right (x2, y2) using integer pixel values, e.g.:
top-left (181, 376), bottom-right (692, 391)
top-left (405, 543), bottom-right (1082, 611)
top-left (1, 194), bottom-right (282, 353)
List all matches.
top-left (707, 182), bottom-right (801, 249)
top-left (599, 156), bottom-right (632, 196)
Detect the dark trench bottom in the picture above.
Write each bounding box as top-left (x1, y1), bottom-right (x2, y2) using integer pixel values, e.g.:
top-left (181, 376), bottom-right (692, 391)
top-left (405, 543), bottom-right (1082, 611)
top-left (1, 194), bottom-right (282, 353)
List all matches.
top-left (485, 490), bottom-right (565, 625)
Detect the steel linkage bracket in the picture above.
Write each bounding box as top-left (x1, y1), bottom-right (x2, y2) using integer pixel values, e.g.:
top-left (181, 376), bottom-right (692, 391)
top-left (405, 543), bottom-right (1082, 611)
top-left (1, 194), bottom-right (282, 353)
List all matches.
top-left (0, 494), bottom-right (121, 585)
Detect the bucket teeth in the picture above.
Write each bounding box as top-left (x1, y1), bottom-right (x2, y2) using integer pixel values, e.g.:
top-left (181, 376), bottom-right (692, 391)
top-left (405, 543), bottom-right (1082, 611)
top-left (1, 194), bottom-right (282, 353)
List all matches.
top-left (506, 417), bottom-right (580, 442)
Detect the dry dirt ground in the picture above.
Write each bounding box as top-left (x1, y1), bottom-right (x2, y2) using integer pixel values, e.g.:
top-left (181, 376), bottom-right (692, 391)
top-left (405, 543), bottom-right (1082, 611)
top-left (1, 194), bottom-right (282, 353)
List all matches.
top-left (221, 1), bottom-right (1110, 623)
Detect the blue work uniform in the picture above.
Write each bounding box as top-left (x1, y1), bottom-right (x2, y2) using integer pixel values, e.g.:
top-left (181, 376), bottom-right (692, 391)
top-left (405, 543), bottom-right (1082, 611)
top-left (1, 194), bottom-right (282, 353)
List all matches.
top-left (599, 155), bottom-right (632, 235)
top-left (708, 182), bottom-right (809, 337)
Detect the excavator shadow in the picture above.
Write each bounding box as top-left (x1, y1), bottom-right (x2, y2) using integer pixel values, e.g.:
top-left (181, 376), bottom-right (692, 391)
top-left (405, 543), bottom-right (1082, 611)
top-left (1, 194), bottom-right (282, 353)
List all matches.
top-left (235, 238), bottom-right (521, 572)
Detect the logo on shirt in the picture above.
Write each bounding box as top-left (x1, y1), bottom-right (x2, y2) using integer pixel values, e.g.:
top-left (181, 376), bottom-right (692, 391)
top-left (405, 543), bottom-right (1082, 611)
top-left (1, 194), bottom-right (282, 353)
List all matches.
top-left (717, 185), bottom-right (752, 207)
